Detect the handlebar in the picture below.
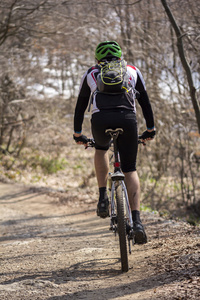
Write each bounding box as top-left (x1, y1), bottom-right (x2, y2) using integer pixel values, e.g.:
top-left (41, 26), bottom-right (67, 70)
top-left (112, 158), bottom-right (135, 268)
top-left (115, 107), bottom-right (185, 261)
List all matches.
top-left (85, 137), bottom-right (145, 148)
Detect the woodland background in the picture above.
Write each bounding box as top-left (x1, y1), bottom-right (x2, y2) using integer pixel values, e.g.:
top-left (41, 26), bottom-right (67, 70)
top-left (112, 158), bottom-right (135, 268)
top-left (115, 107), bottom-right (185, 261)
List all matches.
top-left (0, 0), bottom-right (199, 224)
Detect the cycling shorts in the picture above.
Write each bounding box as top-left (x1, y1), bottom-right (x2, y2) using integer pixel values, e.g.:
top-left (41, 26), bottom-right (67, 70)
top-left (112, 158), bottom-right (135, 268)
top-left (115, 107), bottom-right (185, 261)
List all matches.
top-left (91, 110), bottom-right (138, 172)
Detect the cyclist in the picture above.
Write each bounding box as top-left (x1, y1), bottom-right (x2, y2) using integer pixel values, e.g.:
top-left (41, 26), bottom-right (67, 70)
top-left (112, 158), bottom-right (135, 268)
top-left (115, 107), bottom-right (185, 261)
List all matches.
top-left (73, 41), bottom-right (156, 244)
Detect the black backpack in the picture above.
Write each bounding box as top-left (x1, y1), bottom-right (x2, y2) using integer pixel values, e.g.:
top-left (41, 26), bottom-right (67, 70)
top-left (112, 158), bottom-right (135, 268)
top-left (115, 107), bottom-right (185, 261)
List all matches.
top-left (96, 59), bottom-right (131, 94)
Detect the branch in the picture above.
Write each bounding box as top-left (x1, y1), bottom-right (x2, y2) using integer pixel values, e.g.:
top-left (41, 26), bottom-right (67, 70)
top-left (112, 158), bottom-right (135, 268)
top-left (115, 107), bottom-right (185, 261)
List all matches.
top-left (61, 0), bottom-right (142, 6)
top-left (0, 0), bottom-right (18, 46)
top-left (0, 0), bottom-right (49, 46)
top-left (0, 116), bottom-right (35, 128)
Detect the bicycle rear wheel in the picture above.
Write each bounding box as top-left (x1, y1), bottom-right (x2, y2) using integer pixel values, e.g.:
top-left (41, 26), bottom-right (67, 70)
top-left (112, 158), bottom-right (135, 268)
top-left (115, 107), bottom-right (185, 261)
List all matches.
top-left (115, 182), bottom-right (128, 272)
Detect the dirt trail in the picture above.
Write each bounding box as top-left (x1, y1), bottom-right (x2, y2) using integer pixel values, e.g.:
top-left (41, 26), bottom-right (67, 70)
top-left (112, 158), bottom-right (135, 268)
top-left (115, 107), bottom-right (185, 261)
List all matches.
top-left (0, 183), bottom-right (199, 300)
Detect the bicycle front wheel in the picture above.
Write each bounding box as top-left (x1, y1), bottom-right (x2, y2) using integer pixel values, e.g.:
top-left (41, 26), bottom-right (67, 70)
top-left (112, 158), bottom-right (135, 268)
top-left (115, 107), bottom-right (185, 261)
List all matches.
top-left (115, 182), bottom-right (128, 272)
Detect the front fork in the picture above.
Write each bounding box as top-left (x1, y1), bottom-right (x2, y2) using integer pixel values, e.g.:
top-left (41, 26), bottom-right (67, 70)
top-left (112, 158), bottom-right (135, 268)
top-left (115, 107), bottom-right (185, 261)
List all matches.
top-left (109, 177), bottom-right (117, 235)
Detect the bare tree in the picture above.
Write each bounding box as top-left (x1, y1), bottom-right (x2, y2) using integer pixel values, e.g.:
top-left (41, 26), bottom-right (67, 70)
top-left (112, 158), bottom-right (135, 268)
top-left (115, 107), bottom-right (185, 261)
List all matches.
top-left (160, 0), bottom-right (200, 133)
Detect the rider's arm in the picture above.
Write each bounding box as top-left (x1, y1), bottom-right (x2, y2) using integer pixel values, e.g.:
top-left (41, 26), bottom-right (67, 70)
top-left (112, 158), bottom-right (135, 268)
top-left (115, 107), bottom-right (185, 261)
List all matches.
top-left (135, 68), bottom-right (155, 131)
top-left (74, 72), bottom-right (91, 134)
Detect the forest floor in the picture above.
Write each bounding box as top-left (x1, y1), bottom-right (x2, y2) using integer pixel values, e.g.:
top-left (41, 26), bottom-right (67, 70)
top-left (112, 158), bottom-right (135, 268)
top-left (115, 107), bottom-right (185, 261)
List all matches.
top-left (0, 182), bottom-right (199, 300)
top-left (0, 99), bottom-right (199, 299)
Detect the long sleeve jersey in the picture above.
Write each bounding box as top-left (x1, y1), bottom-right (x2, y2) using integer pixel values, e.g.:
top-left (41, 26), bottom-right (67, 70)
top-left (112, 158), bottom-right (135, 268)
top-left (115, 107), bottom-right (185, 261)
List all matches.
top-left (74, 64), bottom-right (154, 133)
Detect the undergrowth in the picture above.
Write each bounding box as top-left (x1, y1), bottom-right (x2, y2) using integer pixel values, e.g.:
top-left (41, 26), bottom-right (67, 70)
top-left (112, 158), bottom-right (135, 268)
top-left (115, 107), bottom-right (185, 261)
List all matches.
top-left (0, 151), bottom-right (68, 177)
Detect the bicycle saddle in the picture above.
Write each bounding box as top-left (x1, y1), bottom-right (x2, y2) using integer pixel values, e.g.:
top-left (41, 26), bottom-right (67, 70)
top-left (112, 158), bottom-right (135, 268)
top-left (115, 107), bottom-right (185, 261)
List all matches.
top-left (105, 128), bottom-right (124, 136)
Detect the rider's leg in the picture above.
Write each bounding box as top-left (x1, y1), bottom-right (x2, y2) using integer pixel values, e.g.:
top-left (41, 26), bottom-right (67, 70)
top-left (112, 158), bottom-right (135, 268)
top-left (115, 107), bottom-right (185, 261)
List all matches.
top-left (94, 149), bottom-right (109, 188)
top-left (124, 170), bottom-right (147, 244)
top-left (94, 149), bottom-right (110, 218)
top-left (124, 170), bottom-right (140, 211)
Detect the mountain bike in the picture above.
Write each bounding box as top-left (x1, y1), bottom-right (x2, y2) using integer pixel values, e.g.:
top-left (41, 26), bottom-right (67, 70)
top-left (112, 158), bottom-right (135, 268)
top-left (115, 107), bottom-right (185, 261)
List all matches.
top-left (87, 128), bottom-right (144, 272)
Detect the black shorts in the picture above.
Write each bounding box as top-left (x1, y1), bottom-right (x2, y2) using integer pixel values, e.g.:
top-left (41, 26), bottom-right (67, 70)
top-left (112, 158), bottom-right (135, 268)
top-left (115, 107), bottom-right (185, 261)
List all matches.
top-left (91, 110), bottom-right (138, 172)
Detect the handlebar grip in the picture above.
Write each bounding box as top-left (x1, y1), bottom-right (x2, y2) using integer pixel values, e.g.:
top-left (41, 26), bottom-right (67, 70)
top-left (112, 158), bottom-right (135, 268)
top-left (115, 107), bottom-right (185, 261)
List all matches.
top-left (85, 138), bottom-right (95, 149)
top-left (138, 136), bottom-right (146, 145)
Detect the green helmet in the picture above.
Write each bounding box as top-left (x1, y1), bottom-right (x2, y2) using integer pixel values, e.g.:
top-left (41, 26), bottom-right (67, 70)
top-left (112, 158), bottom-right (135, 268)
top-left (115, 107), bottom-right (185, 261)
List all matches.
top-left (95, 41), bottom-right (122, 61)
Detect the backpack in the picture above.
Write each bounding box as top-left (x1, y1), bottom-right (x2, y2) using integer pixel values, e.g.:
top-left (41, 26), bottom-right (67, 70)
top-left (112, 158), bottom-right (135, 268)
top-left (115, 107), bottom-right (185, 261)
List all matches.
top-left (96, 59), bottom-right (131, 94)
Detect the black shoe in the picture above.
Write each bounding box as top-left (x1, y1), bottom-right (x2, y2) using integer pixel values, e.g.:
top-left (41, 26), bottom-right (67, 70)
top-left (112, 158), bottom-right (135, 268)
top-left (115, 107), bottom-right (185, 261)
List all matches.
top-left (97, 199), bottom-right (109, 218)
top-left (133, 222), bottom-right (147, 244)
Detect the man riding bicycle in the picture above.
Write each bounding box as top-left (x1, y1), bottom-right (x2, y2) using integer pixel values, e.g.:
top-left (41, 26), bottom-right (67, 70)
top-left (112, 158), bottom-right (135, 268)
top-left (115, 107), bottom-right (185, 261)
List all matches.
top-left (73, 41), bottom-right (156, 244)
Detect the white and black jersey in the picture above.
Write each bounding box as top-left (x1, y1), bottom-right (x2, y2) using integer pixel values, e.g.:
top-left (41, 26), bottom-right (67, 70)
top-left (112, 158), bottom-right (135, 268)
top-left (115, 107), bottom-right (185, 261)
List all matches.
top-left (74, 64), bottom-right (154, 133)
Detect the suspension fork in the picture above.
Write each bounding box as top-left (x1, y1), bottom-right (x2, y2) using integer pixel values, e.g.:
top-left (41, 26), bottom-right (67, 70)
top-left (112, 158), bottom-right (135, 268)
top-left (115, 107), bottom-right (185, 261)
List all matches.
top-left (109, 180), bottom-right (117, 234)
top-left (122, 181), bottom-right (133, 229)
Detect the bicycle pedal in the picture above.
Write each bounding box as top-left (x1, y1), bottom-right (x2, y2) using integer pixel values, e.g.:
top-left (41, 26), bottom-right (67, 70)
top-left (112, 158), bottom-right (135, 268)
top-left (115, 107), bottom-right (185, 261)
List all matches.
top-left (128, 230), bottom-right (134, 240)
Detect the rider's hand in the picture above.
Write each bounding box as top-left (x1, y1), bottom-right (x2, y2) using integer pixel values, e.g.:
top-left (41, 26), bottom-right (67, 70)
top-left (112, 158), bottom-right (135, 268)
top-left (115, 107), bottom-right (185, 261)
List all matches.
top-left (139, 129), bottom-right (156, 141)
top-left (73, 133), bottom-right (88, 146)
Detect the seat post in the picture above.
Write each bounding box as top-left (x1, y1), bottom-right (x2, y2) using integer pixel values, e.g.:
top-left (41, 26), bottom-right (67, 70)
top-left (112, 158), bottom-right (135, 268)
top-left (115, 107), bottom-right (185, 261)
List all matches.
top-left (105, 128), bottom-right (123, 173)
top-left (112, 133), bottom-right (120, 172)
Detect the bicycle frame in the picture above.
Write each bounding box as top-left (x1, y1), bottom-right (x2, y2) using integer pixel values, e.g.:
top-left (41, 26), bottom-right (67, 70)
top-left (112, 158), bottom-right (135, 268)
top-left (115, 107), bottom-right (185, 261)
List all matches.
top-left (106, 128), bottom-right (134, 254)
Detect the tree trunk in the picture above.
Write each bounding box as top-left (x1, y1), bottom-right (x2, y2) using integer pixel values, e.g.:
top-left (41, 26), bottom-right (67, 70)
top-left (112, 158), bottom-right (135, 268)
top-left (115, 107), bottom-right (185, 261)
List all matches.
top-left (160, 0), bottom-right (200, 133)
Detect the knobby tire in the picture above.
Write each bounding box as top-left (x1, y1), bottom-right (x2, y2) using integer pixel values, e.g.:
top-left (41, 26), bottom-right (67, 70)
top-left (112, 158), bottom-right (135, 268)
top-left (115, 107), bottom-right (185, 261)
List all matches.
top-left (115, 183), bottom-right (128, 272)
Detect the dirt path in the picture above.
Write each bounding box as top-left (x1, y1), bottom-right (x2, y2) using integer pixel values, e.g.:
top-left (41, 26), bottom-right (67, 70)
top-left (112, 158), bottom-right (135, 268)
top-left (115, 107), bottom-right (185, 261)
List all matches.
top-left (0, 183), bottom-right (199, 300)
